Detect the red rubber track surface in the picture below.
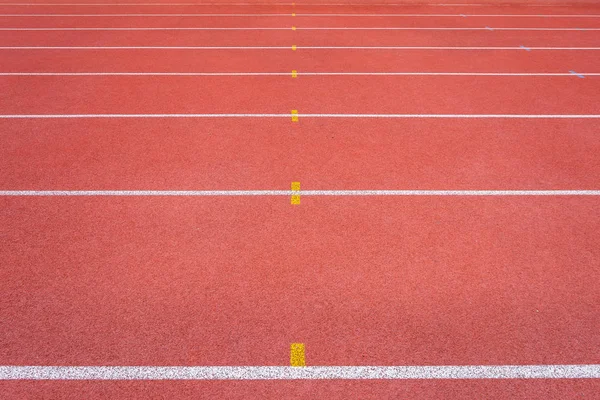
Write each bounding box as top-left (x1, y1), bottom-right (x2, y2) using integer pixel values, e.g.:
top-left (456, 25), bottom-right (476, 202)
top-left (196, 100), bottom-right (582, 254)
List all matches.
top-left (2, 197), bottom-right (599, 366)
top-left (1, 1), bottom-right (600, 399)
top-left (2, 49), bottom-right (599, 73)
top-left (0, 380), bottom-right (599, 400)
top-left (3, 30), bottom-right (600, 46)
top-left (2, 76), bottom-right (600, 113)
top-left (1, 119), bottom-right (599, 190)
top-left (3, 15), bottom-right (600, 28)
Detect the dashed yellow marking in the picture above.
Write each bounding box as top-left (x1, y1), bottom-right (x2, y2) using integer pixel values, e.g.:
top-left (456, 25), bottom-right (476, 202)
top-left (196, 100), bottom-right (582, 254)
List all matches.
top-left (292, 70), bottom-right (298, 78)
top-left (292, 44), bottom-right (297, 51)
top-left (291, 110), bottom-right (299, 122)
top-left (292, 12), bottom-right (296, 16)
top-left (291, 181), bottom-right (300, 205)
top-left (292, 26), bottom-right (296, 31)
top-left (290, 343), bottom-right (305, 366)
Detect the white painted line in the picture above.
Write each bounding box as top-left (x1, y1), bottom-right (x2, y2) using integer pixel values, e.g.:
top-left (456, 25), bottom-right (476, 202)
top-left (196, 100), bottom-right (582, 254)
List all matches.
top-left (0, 365), bottom-right (599, 379)
top-left (2, 46), bottom-right (600, 50)
top-left (293, 13), bottom-right (600, 17)
top-left (2, 13), bottom-right (600, 17)
top-left (2, 72), bottom-right (599, 76)
top-left (0, 2), bottom-right (578, 5)
top-left (0, 3), bottom-right (581, 6)
top-left (2, 114), bottom-right (600, 119)
top-left (299, 27), bottom-right (600, 30)
top-left (0, 72), bottom-right (293, 76)
top-left (0, 46), bottom-right (295, 49)
top-left (1, 190), bottom-right (599, 196)
top-left (0, 27), bottom-right (290, 30)
top-left (0, 13), bottom-right (294, 16)
top-left (2, 27), bottom-right (600, 31)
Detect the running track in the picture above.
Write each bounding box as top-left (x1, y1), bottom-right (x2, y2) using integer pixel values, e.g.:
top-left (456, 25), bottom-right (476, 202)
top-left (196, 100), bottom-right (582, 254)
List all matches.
top-left (0, 1), bottom-right (599, 398)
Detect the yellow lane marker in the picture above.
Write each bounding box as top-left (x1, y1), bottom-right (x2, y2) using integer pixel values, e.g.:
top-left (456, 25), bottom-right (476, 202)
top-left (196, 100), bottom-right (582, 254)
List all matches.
top-left (292, 26), bottom-right (296, 31)
top-left (292, 44), bottom-right (297, 51)
top-left (291, 110), bottom-right (299, 122)
top-left (291, 181), bottom-right (300, 204)
top-left (292, 12), bottom-right (296, 16)
top-left (290, 343), bottom-right (305, 366)
top-left (292, 70), bottom-right (298, 78)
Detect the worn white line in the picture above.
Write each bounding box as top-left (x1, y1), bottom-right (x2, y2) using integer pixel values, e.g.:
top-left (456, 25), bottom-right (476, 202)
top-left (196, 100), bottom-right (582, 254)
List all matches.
top-left (1, 114), bottom-right (600, 119)
top-left (1, 72), bottom-right (599, 76)
top-left (3, 27), bottom-right (600, 31)
top-left (2, 46), bottom-right (600, 50)
top-left (2, 13), bottom-right (600, 17)
top-left (1, 190), bottom-right (599, 196)
top-left (0, 365), bottom-right (599, 379)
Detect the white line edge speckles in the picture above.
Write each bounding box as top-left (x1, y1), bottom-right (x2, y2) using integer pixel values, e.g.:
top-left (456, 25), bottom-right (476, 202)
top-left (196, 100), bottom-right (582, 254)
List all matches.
top-left (0, 365), bottom-right (599, 380)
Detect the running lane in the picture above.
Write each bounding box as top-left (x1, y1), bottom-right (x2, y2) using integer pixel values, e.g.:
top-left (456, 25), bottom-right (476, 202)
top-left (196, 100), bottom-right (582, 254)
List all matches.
top-left (0, 379), bottom-right (599, 399)
top-left (0, 119), bottom-right (599, 190)
top-left (1, 197), bottom-right (599, 367)
top-left (2, 29), bottom-right (600, 46)
top-left (0, 4), bottom-right (599, 14)
top-left (2, 14), bottom-right (600, 29)
top-left (1, 49), bottom-right (599, 73)
top-left (1, 75), bottom-right (598, 114)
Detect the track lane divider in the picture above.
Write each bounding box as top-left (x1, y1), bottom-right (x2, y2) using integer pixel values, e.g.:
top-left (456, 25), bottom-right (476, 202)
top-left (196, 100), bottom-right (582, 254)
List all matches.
top-left (1, 72), bottom-right (599, 76)
top-left (0, 365), bottom-right (599, 379)
top-left (3, 13), bottom-right (600, 17)
top-left (1, 190), bottom-right (600, 197)
top-left (2, 114), bottom-right (600, 119)
top-left (3, 27), bottom-right (600, 31)
top-left (4, 46), bottom-right (600, 50)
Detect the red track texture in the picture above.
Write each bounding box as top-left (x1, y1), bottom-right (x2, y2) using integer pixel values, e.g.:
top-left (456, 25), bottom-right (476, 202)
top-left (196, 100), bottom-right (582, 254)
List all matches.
top-left (1, 1), bottom-right (600, 399)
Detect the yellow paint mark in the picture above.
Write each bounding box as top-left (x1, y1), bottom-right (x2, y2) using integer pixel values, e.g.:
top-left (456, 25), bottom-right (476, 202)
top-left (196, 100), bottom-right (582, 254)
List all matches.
top-left (292, 12), bottom-right (296, 16)
top-left (291, 181), bottom-right (300, 205)
top-left (292, 70), bottom-right (298, 78)
top-left (292, 44), bottom-right (297, 51)
top-left (290, 343), bottom-right (305, 366)
top-left (291, 110), bottom-right (299, 122)
top-left (291, 26), bottom-right (296, 31)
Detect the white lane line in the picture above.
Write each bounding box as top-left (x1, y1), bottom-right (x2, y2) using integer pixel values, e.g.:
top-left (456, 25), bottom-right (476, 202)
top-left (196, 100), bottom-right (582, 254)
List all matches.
top-left (0, 365), bottom-right (599, 379)
top-left (2, 13), bottom-right (600, 17)
top-left (2, 190), bottom-right (600, 196)
top-left (294, 13), bottom-right (600, 17)
top-left (302, 27), bottom-right (600, 30)
top-left (2, 72), bottom-right (599, 76)
top-left (0, 13), bottom-right (293, 16)
top-left (0, 2), bottom-right (580, 5)
top-left (2, 46), bottom-right (600, 50)
top-left (2, 27), bottom-right (600, 31)
top-left (0, 3), bottom-right (583, 6)
top-left (2, 114), bottom-right (600, 119)
top-left (0, 27), bottom-right (290, 30)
